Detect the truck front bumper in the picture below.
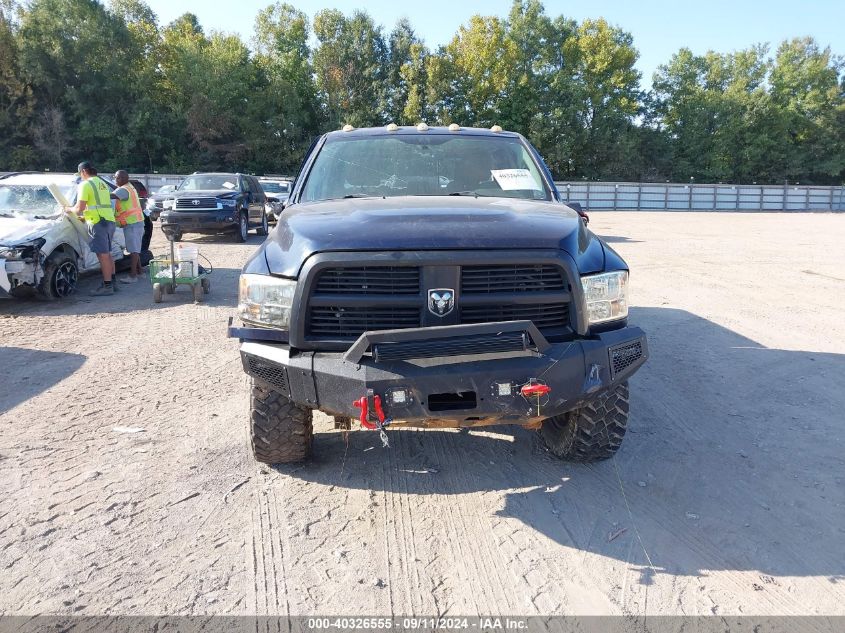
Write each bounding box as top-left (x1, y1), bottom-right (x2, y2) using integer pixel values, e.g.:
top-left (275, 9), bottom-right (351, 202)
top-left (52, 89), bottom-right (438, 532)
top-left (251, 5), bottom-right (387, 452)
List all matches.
top-left (235, 321), bottom-right (648, 427)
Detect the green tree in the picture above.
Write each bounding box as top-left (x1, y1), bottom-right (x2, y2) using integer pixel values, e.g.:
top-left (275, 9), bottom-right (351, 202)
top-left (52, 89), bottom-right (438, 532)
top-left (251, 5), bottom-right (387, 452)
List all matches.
top-left (251, 3), bottom-right (320, 172)
top-left (0, 4), bottom-right (34, 169)
top-left (770, 37), bottom-right (845, 182)
top-left (313, 9), bottom-right (388, 128)
top-left (18, 0), bottom-right (136, 170)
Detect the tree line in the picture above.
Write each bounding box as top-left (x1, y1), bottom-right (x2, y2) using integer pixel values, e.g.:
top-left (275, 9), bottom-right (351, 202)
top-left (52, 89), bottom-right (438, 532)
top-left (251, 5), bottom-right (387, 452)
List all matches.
top-left (0, 0), bottom-right (843, 183)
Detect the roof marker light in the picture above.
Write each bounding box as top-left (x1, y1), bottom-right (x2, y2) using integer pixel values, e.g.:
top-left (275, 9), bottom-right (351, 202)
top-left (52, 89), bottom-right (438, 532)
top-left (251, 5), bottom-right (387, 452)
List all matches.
top-left (490, 124), bottom-right (503, 133)
top-left (342, 124), bottom-right (355, 132)
top-left (448, 123), bottom-right (460, 131)
top-left (416, 122), bottom-right (429, 132)
top-left (386, 123), bottom-right (399, 132)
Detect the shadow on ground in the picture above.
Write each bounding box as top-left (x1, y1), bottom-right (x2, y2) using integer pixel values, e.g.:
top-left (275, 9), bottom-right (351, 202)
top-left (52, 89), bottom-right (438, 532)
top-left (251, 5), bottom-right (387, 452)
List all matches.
top-left (0, 347), bottom-right (86, 414)
top-left (280, 307), bottom-right (845, 581)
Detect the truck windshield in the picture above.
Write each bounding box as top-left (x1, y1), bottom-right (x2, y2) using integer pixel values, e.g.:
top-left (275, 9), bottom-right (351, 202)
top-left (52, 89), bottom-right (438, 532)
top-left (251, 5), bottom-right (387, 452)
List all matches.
top-left (300, 134), bottom-right (552, 203)
top-left (0, 184), bottom-right (74, 218)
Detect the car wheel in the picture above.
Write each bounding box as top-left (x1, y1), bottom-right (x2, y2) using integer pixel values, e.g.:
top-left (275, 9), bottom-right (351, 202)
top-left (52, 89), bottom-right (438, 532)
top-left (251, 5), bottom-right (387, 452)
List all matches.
top-left (540, 382), bottom-right (629, 462)
top-left (256, 210), bottom-right (269, 236)
top-left (237, 212), bottom-right (248, 242)
top-left (38, 251), bottom-right (78, 300)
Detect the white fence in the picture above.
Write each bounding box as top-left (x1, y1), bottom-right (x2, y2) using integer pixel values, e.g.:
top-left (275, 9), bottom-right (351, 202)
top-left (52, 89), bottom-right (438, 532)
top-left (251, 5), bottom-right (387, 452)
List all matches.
top-left (3, 172), bottom-right (843, 210)
top-left (556, 181), bottom-right (845, 211)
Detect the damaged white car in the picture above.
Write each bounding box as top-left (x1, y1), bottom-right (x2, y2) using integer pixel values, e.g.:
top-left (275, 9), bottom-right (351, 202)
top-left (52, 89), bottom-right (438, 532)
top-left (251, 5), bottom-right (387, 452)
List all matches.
top-left (0, 173), bottom-right (126, 299)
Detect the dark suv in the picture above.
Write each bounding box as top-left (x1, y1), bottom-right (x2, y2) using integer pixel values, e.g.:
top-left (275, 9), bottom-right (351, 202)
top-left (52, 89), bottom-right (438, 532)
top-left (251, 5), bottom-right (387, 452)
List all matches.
top-left (230, 125), bottom-right (647, 464)
top-left (160, 172), bottom-right (268, 241)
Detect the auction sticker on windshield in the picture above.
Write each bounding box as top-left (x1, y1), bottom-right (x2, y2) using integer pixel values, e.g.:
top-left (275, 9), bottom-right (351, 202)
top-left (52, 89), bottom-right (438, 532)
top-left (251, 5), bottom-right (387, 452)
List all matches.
top-left (491, 168), bottom-right (541, 191)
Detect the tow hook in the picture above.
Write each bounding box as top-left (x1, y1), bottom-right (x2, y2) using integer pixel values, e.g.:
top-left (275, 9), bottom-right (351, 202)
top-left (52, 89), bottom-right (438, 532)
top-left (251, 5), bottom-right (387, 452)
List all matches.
top-left (352, 389), bottom-right (392, 447)
top-left (520, 379), bottom-right (552, 416)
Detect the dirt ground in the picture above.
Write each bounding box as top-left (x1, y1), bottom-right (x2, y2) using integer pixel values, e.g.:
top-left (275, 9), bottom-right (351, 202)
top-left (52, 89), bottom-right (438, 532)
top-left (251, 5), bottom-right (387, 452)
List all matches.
top-left (1, 212), bottom-right (844, 617)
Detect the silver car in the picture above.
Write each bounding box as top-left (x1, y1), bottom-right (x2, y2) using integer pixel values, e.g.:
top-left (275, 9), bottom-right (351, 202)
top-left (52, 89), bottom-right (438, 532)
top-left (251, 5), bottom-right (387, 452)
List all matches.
top-left (0, 173), bottom-right (126, 299)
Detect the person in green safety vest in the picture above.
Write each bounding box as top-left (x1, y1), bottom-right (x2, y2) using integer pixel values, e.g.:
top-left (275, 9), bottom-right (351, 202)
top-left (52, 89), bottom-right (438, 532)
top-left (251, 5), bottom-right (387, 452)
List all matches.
top-left (65, 161), bottom-right (117, 296)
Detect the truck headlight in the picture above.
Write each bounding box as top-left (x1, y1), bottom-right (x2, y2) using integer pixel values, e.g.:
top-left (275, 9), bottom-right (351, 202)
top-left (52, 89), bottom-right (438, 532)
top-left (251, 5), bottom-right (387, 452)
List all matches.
top-left (238, 274), bottom-right (296, 329)
top-left (220, 198), bottom-right (237, 207)
top-left (163, 199), bottom-right (174, 209)
top-left (581, 271), bottom-right (628, 325)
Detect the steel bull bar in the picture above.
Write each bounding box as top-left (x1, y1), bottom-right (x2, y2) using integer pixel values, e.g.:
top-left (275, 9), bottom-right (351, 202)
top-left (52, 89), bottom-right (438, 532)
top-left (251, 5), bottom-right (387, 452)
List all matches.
top-left (230, 319), bottom-right (648, 428)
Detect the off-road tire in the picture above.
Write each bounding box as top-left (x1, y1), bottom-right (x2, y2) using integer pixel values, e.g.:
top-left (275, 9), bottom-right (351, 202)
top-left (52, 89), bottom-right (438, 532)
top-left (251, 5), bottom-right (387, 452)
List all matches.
top-left (333, 416), bottom-right (353, 430)
top-left (250, 379), bottom-right (313, 463)
top-left (540, 382), bottom-right (629, 462)
top-left (38, 251), bottom-right (78, 299)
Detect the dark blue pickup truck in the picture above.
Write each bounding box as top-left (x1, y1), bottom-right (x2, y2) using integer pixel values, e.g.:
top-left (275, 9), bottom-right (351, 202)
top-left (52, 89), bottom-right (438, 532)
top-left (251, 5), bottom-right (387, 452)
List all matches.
top-left (230, 124), bottom-right (647, 463)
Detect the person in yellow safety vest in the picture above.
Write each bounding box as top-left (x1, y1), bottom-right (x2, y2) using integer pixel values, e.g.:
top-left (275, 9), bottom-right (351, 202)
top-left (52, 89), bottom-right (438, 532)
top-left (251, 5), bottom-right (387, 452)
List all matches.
top-left (112, 170), bottom-right (144, 283)
top-left (65, 161), bottom-right (117, 296)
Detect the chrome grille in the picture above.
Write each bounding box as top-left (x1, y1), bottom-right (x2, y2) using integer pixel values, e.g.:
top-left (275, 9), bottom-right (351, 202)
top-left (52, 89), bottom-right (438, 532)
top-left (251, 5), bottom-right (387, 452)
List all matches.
top-left (175, 197), bottom-right (217, 209)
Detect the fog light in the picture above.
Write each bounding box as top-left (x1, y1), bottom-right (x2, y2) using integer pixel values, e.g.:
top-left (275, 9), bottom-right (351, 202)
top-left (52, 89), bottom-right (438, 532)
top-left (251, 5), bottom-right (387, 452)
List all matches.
top-left (225, 216), bottom-right (234, 222)
top-left (496, 382), bottom-right (512, 396)
top-left (390, 389), bottom-right (409, 405)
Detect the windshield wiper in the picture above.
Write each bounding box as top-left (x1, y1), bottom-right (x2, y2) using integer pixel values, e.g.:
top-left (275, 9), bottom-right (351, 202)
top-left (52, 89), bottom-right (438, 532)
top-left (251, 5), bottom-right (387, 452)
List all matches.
top-left (342, 194), bottom-right (381, 199)
top-left (449, 191), bottom-right (479, 197)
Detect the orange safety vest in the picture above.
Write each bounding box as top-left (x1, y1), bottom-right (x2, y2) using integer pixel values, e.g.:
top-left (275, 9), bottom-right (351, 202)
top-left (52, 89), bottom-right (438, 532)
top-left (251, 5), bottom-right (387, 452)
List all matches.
top-left (115, 182), bottom-right (143, 227)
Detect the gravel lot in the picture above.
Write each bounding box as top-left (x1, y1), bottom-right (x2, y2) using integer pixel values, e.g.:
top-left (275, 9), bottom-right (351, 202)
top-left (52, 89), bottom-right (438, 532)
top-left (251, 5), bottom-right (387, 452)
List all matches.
top-left (1, 212), bottom-right (844, 616)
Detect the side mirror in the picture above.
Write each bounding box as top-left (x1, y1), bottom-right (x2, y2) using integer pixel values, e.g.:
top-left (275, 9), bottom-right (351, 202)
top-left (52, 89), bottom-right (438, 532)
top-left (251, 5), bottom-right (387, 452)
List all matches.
top-left (566, 201), bottom-right (589, 225)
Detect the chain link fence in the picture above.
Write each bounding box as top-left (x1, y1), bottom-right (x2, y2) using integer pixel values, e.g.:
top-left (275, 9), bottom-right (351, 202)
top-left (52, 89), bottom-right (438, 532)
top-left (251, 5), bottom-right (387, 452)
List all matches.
top-left (556, 181), bottom-right (845, 211)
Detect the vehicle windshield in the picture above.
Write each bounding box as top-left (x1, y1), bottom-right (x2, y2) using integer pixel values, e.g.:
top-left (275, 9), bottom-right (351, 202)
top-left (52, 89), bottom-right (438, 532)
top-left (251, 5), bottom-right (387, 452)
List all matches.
top-left (300, 134), bottom-right (551, 203)
top-left (261, 182), bottom-right (289, 194)
top-left (155, 185), bottom-right (176, 196)
top-left (178, 175), bottom-right (238, 192)
top-left (0, 183), bottom-right (75, 218)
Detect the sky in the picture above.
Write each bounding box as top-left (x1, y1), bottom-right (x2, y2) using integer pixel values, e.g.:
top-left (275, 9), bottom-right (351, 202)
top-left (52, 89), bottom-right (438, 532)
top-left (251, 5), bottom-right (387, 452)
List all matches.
top-left (143, 0), bottom-right (845, 86)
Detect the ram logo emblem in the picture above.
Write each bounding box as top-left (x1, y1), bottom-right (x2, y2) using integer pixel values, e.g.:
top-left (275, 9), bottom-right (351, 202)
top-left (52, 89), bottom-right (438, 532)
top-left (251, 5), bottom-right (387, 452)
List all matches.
top-left (428, 289), bottom-right (455, 317)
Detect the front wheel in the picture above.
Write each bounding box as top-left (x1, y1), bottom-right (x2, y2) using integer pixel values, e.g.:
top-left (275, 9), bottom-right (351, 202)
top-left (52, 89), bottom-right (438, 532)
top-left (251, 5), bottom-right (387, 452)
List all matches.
top-left (38, 251), bottom-right (78, 299)
top-left (236, 212), bottom-right (248, 242)
top-left (250, 379), bottom-right (313, 463)
top-left (540, 382), bottom-right (629, 462)
top-left (256, 210), bottom-right (269, 236)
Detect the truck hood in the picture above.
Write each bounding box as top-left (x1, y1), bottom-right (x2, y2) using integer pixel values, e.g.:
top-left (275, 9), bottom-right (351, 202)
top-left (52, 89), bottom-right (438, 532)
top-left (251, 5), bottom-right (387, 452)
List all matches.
top-left (262, 197), bottom-right (607, 277)
top-left (0, 215), bottom-right (55, 247)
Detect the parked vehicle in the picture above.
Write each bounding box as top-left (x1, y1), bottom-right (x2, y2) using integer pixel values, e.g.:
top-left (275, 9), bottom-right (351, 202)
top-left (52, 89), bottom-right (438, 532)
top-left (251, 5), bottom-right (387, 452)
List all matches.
top-left (159, 173), bottom-right (268, 242)
top-left (258, 180), bottom-right (291, 222)
top-left (146, 184), bottom-right (177, 221)
top-left (230, 125), bottom-right (648, 464)
top-left (129, 179), bottom-right (149, 208)
top-left (0, 173), bottom-right (126, 299)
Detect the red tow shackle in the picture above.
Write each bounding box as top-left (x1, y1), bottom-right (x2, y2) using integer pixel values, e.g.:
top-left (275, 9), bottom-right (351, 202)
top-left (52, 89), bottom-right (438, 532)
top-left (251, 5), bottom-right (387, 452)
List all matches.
top-left (520, 383), bottom-right (552, 398)
top-left (353, 392), bottom-right (387, 430)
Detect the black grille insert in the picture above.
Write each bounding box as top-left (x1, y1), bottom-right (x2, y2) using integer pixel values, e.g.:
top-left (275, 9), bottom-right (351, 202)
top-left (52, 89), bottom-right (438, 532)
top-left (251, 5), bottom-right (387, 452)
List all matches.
top-left (461, 303), bottom-right (570, 331)
top-left (462, 264), bottom-right (565, 294)
top-left (609, 341), bottom-right (644, 378)
top-left (247, 357), bottom-right (289, 393)
top-left (315, 267), bottom-right (420, 295)
top-left (372, 331), bottom-right (528, 362)
top-left (427, 391), bottom-right (477, 412)
top-left (307, 306), bottom-right (421, 339)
